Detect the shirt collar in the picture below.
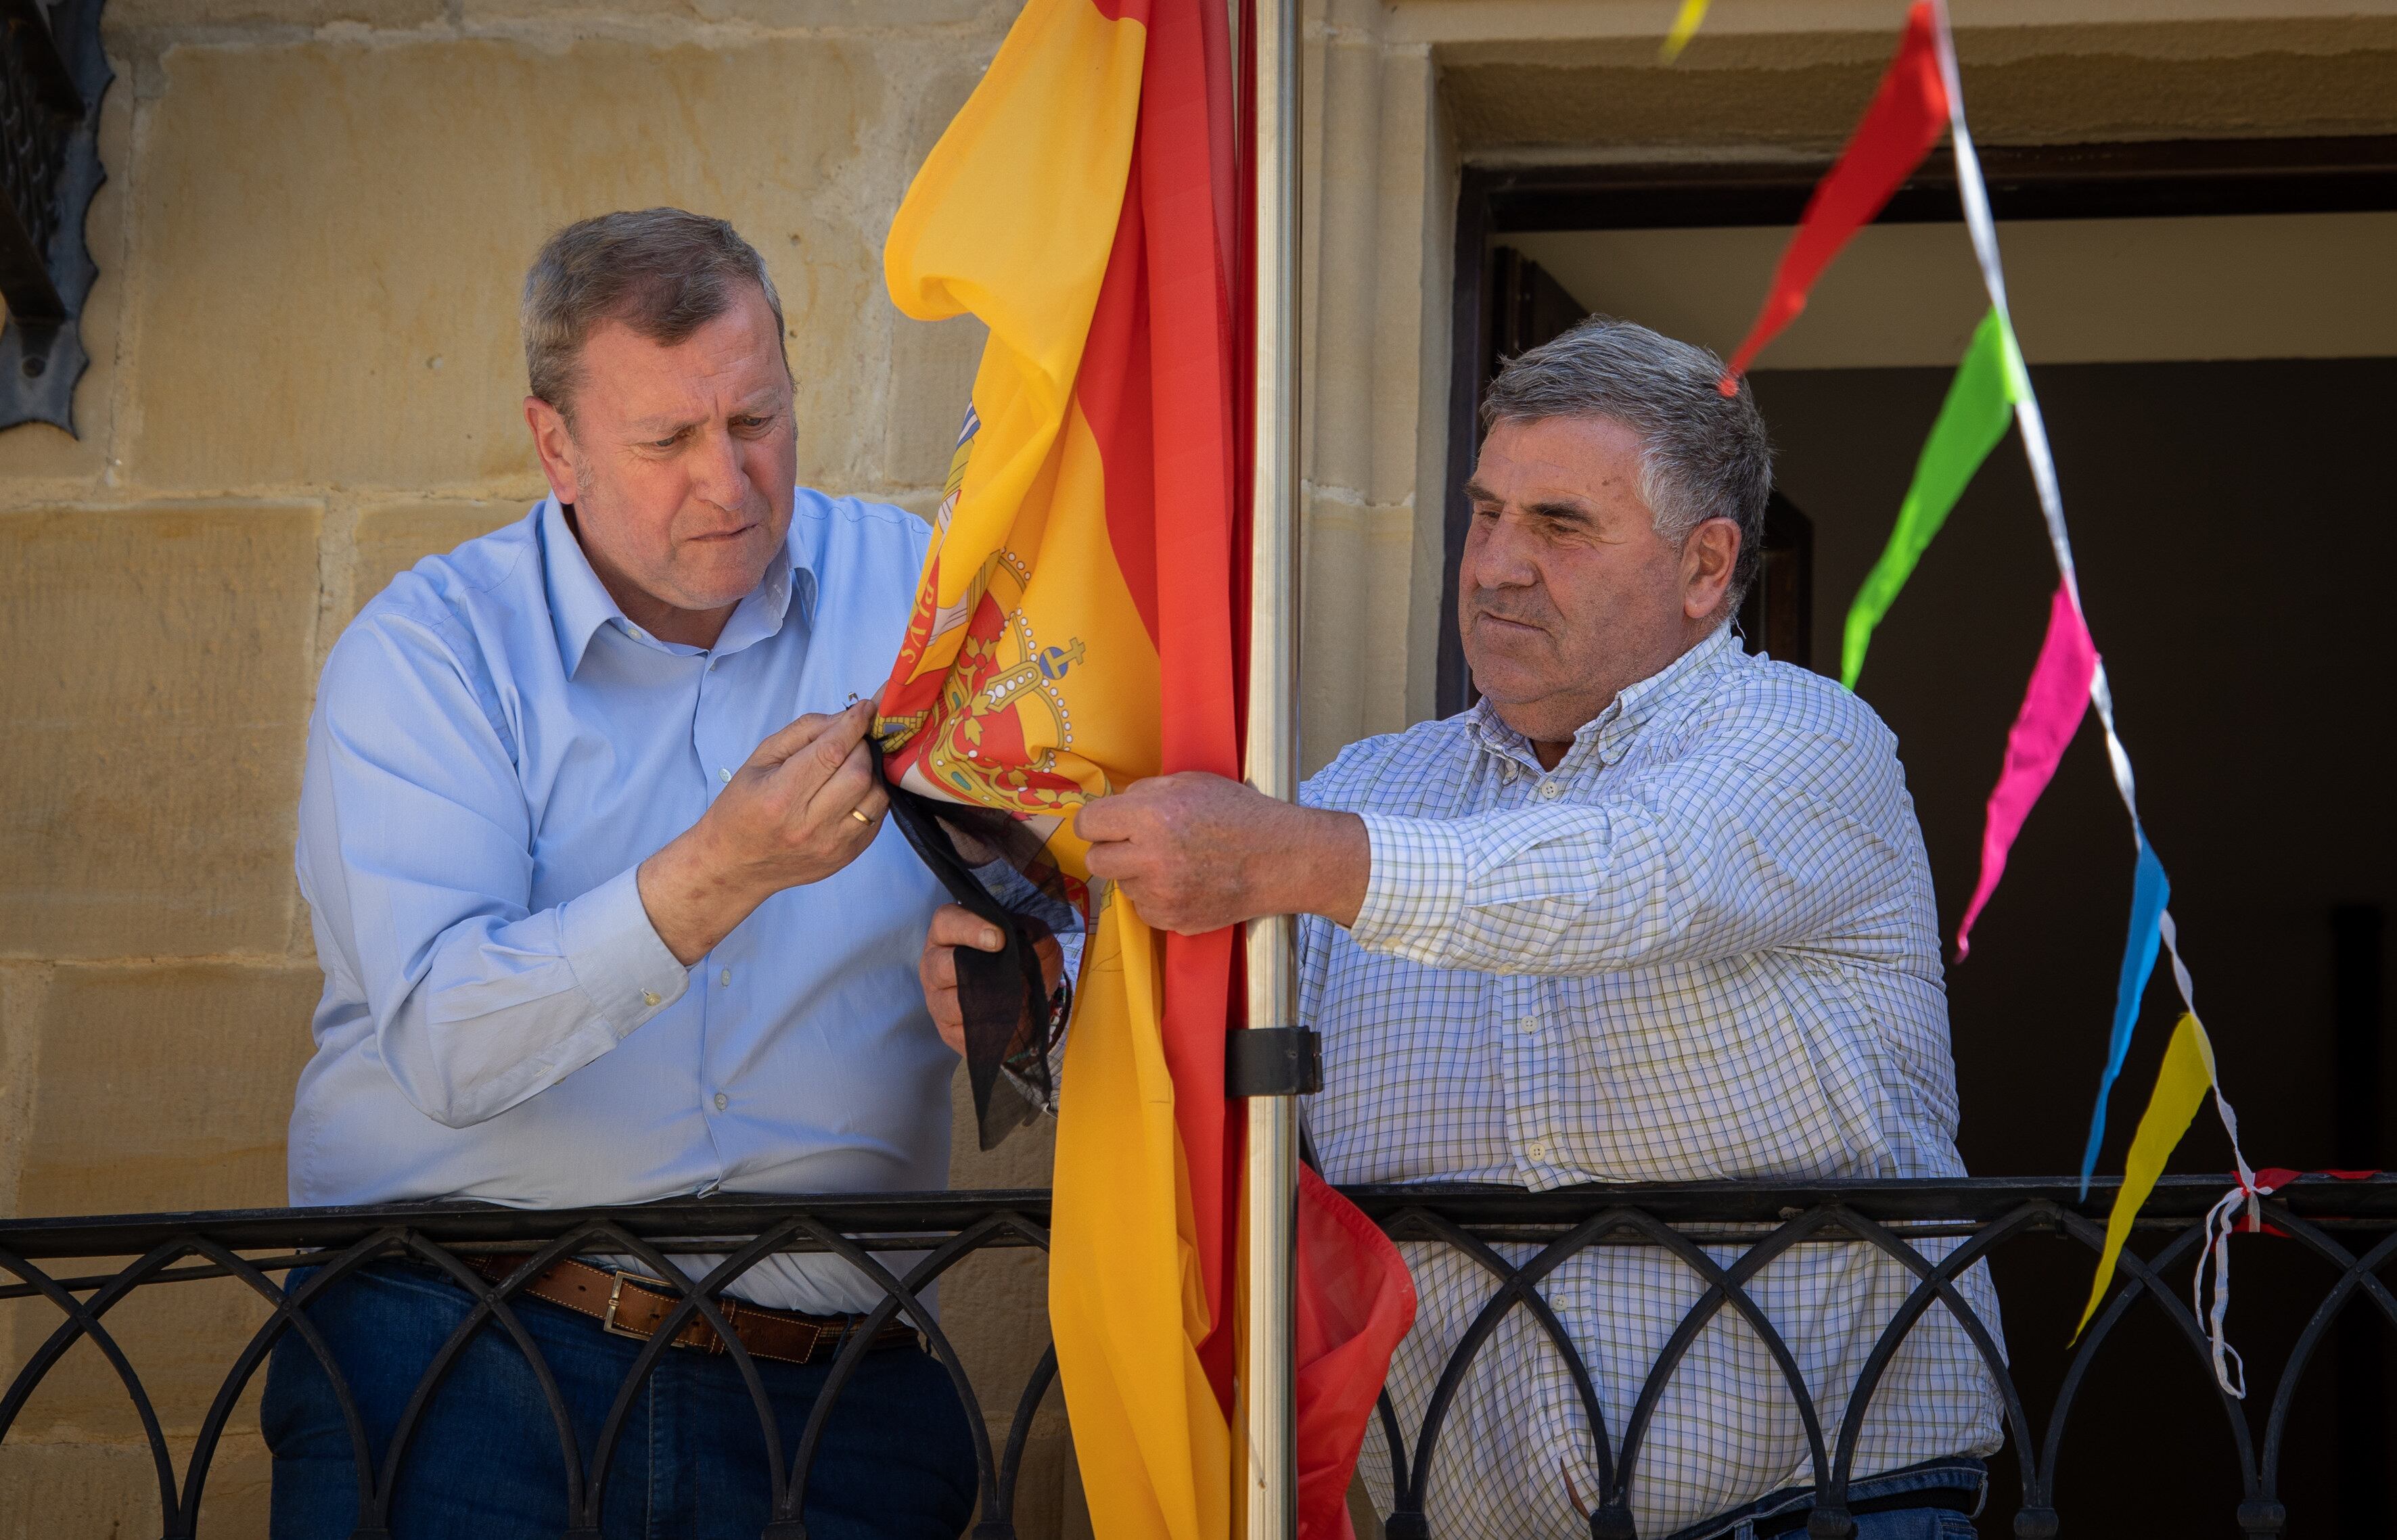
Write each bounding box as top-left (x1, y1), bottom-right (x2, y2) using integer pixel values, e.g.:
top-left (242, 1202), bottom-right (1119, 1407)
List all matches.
top-left (1606, 621), bottom-right (1738, 734)
top-left (713, 547), bottom-right (800, 657)
top-left (539, 494), bottom-right (813, 675)
top-left (1467, 622), bottom-right (1739, 771)
top-left (540, 496), bottom-right (622, 674)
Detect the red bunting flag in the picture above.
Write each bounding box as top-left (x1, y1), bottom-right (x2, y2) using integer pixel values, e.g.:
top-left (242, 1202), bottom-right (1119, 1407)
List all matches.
top-left (1716, 0), bottom-right (1949, 390)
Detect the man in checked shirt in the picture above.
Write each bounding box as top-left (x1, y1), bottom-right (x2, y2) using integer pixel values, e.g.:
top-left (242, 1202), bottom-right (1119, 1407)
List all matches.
top-left (1064, 318), bottom-right (2008, 1539)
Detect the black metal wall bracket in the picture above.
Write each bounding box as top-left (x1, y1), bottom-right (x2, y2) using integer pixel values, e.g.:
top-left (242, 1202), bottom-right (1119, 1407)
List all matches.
top-left (0, 0), bottom-right (108, 434)
top-left (1225, 1027), bottom-right (1321, 1098)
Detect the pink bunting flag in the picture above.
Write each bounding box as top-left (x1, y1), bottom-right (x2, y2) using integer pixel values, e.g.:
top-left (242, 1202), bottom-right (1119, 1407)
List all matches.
top-left (1955, 583), bottom-right (2097, 958)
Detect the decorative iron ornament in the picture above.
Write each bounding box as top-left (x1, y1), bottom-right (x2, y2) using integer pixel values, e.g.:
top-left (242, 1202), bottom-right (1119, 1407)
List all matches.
top-left (0, 0), bottom-right (107, 433)
top-left (1, 1176), bottom-right (2391, 1539)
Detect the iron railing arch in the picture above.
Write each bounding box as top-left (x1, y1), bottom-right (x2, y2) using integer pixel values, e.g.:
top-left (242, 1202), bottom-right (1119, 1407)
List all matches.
top-left (2, 1175), bottom-right (2390, 1539)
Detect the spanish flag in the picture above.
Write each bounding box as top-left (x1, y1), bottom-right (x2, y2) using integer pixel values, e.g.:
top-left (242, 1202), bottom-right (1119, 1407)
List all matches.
top-left (877, 2), bottom-right (1413, 1536)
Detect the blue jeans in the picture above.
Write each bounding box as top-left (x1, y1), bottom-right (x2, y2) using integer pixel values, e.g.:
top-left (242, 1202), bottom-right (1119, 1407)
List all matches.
top-left (1677, 1457), bottom-right (1986, 1540)
top-left (261, 1262), bottom-right (977, 1540)
top-left (1803, 1511), bottom-right (1975, 1540)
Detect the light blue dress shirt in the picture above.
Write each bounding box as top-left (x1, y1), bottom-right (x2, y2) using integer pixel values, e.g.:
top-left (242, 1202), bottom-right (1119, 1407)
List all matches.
top-left (291, 493), bottom-right (952, 1312)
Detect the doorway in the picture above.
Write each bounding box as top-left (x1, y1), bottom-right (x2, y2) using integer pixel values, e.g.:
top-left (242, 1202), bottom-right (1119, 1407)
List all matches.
top-left (1444, 137), bottom-right (2397, 1535)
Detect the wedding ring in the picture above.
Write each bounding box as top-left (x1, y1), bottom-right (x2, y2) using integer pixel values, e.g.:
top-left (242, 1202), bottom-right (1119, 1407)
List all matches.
top-left (850, 808), bottom-right (873, 824)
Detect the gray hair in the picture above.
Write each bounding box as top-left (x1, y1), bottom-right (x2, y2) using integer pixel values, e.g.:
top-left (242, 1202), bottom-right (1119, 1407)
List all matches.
top-left (522, 208), bottom-right (790, 423)
top-left (1480, 316), bottom-right (1773, 613)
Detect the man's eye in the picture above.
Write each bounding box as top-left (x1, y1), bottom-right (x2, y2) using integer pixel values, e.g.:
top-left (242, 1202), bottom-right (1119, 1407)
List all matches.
top-left (651, 435), bottom-right (681, 450)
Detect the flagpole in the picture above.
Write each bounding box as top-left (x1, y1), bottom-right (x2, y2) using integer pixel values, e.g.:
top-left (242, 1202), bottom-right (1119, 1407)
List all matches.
top-left (1241, 0), bottom-right (1302, 1532)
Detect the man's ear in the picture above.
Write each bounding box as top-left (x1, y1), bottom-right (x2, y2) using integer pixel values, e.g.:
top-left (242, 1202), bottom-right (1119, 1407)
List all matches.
top-left (524, 396), bottom-right (583, 505)
top-left (1682, 517), bottom-right (1741, 621)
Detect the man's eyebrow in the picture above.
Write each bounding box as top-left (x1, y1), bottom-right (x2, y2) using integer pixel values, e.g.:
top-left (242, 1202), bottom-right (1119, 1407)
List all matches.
top-left (624, 391), bottom-right (785, 436)
top-left (1463, 480), bottom-right (1596, 527)
top-left (624, 411), bottom-right (707, 438)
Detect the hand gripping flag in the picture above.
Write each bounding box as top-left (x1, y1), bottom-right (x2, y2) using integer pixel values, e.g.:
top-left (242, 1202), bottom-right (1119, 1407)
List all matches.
top-left (878, 3), bottom-right (1415, 1535)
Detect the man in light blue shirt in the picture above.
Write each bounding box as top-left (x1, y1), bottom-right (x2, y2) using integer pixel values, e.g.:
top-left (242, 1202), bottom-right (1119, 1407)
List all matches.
top-left (265, 209), bottom-right (980, 1540)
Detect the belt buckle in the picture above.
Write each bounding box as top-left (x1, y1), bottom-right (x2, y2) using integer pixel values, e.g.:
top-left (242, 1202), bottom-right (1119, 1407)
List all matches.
top-left (600, 1271), bottom-right (651, 1341)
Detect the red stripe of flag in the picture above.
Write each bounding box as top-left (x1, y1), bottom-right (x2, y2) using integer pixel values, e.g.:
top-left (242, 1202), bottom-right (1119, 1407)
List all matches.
top-left (1066, 0), bottom-right (1243, 1407)
top-left (1138, 0), bottom-right (1243, 1409)
top-left (1077, 6), bottom-right (1417, 1530)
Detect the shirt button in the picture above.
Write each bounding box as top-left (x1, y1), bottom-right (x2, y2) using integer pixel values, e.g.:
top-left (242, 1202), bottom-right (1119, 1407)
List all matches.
top-left (719, 768), bottom-right (733, 783)
top-left (1526, 1140), bottom-right (1551, 1163)
top-left (714, 1092), bottom-right (729, 1111)
top-left (719, 967), bottom-right (731, 986)
top-left (1538, 780), bottom-right (1563, 800)
top-left (641, 990), bottom-right (660, 1008)
top-left (1518, 1014), bottom-right (1540, 1036)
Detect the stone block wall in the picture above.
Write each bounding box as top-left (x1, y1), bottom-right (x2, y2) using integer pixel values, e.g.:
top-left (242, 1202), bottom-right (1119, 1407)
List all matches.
top-left (0, 2), bottom-right (1091, 1533)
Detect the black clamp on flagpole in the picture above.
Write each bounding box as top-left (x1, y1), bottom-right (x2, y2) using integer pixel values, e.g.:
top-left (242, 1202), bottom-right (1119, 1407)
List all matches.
top-left (1225, 1027), bottom-right (1321, 1098)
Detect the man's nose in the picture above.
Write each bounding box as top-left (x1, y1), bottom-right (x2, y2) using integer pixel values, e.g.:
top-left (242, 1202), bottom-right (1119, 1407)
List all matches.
top-left (1472, 517), bottom-right (1544, 588)
top-left (691, 425), bottom-right (749, 510)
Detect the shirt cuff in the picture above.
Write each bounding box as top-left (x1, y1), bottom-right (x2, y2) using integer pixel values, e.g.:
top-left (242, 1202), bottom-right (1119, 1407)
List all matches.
top-left (1348, 813), bottom-right (1472, 958)
top-left (557, 866), bottom-right (689, 1035)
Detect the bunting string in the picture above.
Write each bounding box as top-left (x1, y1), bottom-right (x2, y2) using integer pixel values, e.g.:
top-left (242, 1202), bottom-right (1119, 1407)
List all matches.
top-left (1923, 0), bottom-right (2252, 1193)
top-left (1718, 0), bottom-right (2264, 1395)
top-left (1925, 0), bottom-right (2257, 1386)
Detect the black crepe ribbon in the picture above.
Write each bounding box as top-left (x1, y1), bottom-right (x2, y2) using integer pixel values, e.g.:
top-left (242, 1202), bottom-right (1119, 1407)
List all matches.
top-left (870, 738), bottom-right (1061, 1151)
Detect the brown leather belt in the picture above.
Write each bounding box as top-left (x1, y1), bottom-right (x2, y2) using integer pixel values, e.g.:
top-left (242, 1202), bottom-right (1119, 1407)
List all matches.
top-left (464, 1254), bottom-right (919, 1368)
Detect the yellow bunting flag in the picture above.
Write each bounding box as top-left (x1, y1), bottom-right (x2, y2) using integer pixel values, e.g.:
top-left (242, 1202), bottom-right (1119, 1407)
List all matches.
top-left (2072, 1012), bottom-right (2216, 1340)
top-left (1660, 0), bottom-right (1712, 60)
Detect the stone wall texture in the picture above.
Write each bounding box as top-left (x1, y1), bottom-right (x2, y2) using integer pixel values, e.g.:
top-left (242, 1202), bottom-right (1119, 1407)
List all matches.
top-left (3, 0), bottom-right (2391, 1533)
top-left (0, 3), bottom-right (1046, 1532)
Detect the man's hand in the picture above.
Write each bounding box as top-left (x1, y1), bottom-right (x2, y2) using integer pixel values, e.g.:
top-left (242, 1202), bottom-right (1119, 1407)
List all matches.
top-left (638, 701), bottom-right (890, 964)
top-left (1076, 772), bottom-right (1369, 935)
top-left (919, 904), bottom-right (1064, 1058)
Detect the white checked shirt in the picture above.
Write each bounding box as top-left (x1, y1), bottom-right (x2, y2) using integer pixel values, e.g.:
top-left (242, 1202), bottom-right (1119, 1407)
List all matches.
top-left (1301, 625), bottom-right (2005, 1539)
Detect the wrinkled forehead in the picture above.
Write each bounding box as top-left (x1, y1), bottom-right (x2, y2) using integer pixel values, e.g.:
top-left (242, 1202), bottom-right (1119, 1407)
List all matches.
top-left (1469, 414), bottom-right (1652, 516)
top-left (574, 291), bottom-right (794, 429)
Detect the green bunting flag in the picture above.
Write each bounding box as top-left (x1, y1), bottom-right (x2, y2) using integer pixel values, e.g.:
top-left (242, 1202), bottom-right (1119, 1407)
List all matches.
top-left (1839, 307), bottom-right (2030, 689)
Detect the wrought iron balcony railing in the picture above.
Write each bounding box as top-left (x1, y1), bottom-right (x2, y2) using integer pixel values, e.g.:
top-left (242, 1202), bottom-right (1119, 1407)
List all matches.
top-left (2, 1175), bottom-right (2391, 1539)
